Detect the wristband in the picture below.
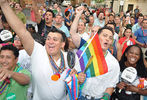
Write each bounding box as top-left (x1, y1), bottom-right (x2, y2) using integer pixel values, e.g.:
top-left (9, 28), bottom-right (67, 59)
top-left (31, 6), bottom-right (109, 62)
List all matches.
top-left (101, 93), bottom-right (110, 100)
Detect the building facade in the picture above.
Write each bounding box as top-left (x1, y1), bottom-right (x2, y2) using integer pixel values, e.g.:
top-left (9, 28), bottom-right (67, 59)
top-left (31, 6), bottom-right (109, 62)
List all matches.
top-left (105, 0), bottom-right (147, 15)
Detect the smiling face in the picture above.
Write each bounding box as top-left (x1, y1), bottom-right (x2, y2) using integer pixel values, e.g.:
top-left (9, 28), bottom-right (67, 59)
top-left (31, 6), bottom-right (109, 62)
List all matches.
top-left (78, 22), bottom-right (85, 32)
top-left (14, 35), bottom-right (23, 50)
top-left (124, 29), bottom-right (132, 38)
top-left (0, 50), bottom-right (17, 70)
top-left (125, 46), bottom-right (140, 67)
top-left (99, 29), bottom-right (113, 53)
top-left (45, 32), bottom-right (65, 57)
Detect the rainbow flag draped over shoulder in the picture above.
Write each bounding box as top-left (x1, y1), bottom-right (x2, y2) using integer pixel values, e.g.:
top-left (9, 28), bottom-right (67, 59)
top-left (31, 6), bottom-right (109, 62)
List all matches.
top-left (76, 33), bottom-right (108, 78)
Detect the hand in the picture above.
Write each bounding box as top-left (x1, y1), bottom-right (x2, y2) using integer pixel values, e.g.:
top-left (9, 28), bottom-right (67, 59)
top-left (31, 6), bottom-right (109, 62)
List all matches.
top-left (117, 82), bottom-right (127, 90)
top-left (76, 6), bottom-right (84, 16)
top-left (70, 68), bottom-right (77, 76)
top-left (0, 68), bottom-right (14, 81)
top-left (105, 9), bottom-right (109, 16)
top-left (140, 43), bottom-right (146, 48)
top-left (78, 72), bottom-right (86, 84)
top-left (125, 85), bottom-right (139, 92)
top-left (125, 37), bottom-right (130, 42)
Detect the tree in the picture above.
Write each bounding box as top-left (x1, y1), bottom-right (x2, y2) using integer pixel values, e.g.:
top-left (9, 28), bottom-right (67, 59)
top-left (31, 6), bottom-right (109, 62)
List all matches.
top-left (95, 0), bottom-right (105, 3)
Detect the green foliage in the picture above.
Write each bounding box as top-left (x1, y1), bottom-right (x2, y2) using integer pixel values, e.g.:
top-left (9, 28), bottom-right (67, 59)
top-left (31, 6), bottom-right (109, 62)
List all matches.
top-left (95, 0), bottom-right (104, 3)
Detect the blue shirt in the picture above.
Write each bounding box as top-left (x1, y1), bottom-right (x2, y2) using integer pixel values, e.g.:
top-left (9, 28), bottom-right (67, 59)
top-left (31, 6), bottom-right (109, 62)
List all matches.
top-left (134, 28), bottom-right (147, 44)
top-left (60, 25), bottom-right (70, 37)
top-left (79, 38), bottom-right (86, 49)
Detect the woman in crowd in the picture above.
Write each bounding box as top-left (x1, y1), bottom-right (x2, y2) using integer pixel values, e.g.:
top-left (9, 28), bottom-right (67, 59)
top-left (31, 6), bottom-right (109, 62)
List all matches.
top-left (111, 45), bottom-right (147, 100)
top-left (117, 28), bottom-right (136, 61)
top-left (64, 11), bottom-right (72, 31)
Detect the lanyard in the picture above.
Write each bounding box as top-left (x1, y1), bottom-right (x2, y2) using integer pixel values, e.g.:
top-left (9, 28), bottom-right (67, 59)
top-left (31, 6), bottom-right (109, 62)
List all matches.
top-left (49, 52), bottom-right (65, 74)
top-left (142, 27), bottom-right (147, 36)
top-left (141, 27), bottom-right (147, 44)
top-left (104, 51), bottom-right (108, 57)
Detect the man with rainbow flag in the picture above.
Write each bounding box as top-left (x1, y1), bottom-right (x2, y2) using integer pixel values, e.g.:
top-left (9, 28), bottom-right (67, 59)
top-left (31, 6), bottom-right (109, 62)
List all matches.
top-left (0, 0), bottom-right (81, 100)
top-left (70, 6), bottom-right (120, 100)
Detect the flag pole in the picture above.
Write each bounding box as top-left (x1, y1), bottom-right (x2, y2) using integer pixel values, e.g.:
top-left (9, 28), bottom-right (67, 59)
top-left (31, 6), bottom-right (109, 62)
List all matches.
top-left (79, 32), bottom-right (98, 60)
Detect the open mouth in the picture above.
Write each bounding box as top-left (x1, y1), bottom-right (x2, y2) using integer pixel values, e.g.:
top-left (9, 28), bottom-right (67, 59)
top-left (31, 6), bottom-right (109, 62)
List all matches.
top-left (48, 45), bottom-right (55, 50)
top-left (129, 57), bottom-right (136, 62)
top-left (103, 42), bottom-right (108, 47)
top-left (46, 17), bottom-right (49, 21)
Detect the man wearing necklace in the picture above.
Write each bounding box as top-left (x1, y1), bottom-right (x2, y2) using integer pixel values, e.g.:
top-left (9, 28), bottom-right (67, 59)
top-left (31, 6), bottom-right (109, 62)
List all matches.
top-left (0, 1), bottom-right (81, 100)
top-left (134, 19), bottom-right (147, 59)
top-left (0, 45), bottom-right (31, 100)
top-left (70, 6), bottom-right (120, 100)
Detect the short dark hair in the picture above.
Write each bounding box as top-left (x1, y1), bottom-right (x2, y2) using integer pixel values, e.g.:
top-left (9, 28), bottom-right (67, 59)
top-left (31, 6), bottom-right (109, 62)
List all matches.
top-left (45, 9), bottom-right (55, 18)
top-left (0, 44), bottom-right (19, 58)
top-left (130, 16), bottom-right (135, 19)
top-left (26, 24), bottom-right (35, 32)
top-left (138, 13), bottom-right (144, 18)
top-left (109, 14), bottom-right (114, 17)
top-left (106, 22), bottom-right (116, 28)
top-left (14, 2), bottom-right (22, 8)
top-left (98, 11), bottom-right (104, 16)
top-left (142, 18), bottom-right (147, 22)
top-left (97, 26), bottom-right (114, 35)
top-left (65, 11), bottom-right (70, 17)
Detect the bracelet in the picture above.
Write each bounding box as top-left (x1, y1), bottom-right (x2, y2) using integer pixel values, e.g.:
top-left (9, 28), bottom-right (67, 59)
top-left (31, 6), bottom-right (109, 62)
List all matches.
top-left (101, 93), bottom-right (110, 100)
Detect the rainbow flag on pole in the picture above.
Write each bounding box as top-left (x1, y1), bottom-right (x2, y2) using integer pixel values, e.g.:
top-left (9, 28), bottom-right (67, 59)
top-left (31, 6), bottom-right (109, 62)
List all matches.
top-left (76, 33), bottom-right (108, 77)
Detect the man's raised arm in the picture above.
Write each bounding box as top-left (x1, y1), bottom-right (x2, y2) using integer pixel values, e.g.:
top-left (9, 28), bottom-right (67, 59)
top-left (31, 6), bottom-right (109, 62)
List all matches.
top-left (70, 6), bottom-right (84, 48)
top-left (0, 0), bottom-right (34, 56)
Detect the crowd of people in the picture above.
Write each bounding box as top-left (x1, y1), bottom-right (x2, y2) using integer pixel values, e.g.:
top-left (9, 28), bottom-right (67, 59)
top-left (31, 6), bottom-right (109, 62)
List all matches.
top-left (0, 0), bottom-right (146, 100)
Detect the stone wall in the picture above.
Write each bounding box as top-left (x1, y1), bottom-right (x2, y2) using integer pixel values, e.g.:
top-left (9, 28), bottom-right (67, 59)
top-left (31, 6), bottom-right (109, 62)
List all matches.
top-left (106, 0), bottom-right (147, 15)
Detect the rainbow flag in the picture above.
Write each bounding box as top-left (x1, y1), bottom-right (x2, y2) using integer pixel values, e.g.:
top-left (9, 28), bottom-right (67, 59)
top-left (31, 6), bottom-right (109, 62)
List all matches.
top-left (76, 33), bottom-right (108, 77)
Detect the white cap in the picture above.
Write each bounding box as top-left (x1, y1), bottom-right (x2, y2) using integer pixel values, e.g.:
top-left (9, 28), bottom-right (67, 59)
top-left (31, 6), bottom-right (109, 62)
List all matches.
top-left (0, 30), bottom-right (13, 41)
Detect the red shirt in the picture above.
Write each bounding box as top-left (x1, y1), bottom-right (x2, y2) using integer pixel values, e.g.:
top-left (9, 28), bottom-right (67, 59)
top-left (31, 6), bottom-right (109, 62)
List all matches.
top-left (118, 37), bottom-right (136, 54)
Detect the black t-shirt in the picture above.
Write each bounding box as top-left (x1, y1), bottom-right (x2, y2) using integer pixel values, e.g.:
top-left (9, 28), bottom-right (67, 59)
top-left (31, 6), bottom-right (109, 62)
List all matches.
top-left (37, 19), bottom-right (54, 39)
top-left (0, 29), bottom-right (3, 43)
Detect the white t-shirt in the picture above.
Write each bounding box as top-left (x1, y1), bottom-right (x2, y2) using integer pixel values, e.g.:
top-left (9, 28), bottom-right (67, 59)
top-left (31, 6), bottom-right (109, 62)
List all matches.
top-left (18, 49), bottom-right (31, 72)
top-left (78, 32), bottom-right (90, 41)
top-left (94, 18), bottom-right (105, 28)
top-left (31, 41), bottom-right (80, 100)
top-left (82, 51), bottom-right (120, 99)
